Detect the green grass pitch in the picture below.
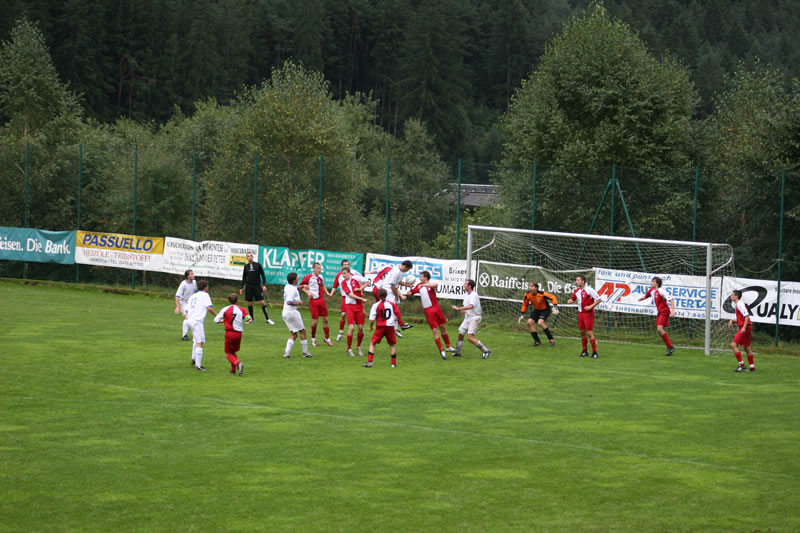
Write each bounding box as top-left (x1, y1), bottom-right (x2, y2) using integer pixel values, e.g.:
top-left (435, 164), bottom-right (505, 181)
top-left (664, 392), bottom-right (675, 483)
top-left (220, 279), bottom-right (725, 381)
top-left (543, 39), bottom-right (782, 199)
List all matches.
top-left (1, 279), bottom-right (799, 532)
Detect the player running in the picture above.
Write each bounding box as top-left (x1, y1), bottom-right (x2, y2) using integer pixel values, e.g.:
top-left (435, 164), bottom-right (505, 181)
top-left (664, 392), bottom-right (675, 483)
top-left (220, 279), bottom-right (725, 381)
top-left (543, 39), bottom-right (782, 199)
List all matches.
top-left (637, 276), bottom-right (676, 356)
top-left (452, 279), bottom-right (492, 359)
top-left (518, 281), bottom-right (558, 347)
top-left (567, 274), bottom-right (601, 358)
top-left (214, 293), bottom-right (252, 375)
top-left (409, 270), bottom-right (456, 359)
top-left (185, 279), bottom-right (217, 371)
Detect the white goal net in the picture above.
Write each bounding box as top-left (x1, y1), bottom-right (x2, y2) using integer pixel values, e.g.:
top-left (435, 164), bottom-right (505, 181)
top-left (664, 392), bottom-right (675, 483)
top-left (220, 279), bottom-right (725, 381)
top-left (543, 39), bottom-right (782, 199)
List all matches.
top-left (466, 226), bottom-right (736, 355)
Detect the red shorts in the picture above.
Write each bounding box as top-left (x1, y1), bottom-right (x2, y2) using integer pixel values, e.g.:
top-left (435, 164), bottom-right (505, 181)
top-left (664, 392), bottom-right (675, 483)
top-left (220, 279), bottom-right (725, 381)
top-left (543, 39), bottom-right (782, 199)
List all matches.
top-left (345, 303), bottom-right (365, 325)
top-left (309, 298), bottom-right (328, 319)
top-left (424, 306), bottom-right (447, 329)
top-left (371, 325), bottom-right (397, 345)
top-left (733, 327), bottom-right (752, 347)
top-left (224, 331), bottom-right (242, 354)
top-left (578, 312), bottom-right (595, 332)
top-left (656, 312), bottom-right (670, 328)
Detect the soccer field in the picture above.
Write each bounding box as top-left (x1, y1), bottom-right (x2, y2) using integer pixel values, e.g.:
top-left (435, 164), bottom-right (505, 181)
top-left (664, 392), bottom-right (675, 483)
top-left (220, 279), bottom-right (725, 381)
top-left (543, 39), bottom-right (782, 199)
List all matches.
top-left (1, 279), bottom-right (799, 532)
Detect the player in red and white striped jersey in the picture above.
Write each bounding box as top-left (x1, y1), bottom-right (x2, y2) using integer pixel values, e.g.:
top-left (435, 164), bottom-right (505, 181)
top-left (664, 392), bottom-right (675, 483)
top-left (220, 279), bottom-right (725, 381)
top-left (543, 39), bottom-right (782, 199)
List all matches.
top-left (638, 276), bottom-right (676, 356)
top-left (728, 290), bottom-right (755, 372)
top-left (332, 259), bottom-right (362, 342)
top-left (214, 293), bottom-right (252, 375)
top-left (409, 270), bottom-right (456, 359)
top-left (567, 274), bottom-right (601, 358)
top-left (340, 267), bottom-right (368, 356)
top-left (363, 288), bottom-right (410, 368)
top-left (300, 262), bottom-right (333, 347)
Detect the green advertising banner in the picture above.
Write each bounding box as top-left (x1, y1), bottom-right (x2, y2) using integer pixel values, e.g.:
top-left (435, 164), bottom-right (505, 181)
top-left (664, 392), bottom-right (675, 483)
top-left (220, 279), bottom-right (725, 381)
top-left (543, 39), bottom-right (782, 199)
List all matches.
top-left (258, 246), bottom-right (363, 285)
top-left (0, 226), bottom-right (75, 264)
top-left (475, 260), bottom-right (594, 302)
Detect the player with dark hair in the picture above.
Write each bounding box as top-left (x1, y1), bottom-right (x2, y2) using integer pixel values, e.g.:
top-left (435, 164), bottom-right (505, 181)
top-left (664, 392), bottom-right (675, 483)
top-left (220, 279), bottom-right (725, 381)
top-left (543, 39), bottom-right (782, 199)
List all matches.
top-left (363, 288), bottom-right (410, 368)
top-left (638, 276), bottom-right (676, 356)
top-left (300, 262), bottom-right (333, 347)
top-left (214, 293), bottom-right (252, 375)
top-left (186, 279), bottom-right (217, 371)
top-left (332, 259), bottom-right (360, 342)
top-left (518, 281), bottom-right (558, 347)
top-left (729, 290), bottom-right (755, 372)
top-left (567, 274), bottom-right (601, 358)
top-left (452, 279), bottom-right (492, 359)
top-left (175, 269), bottom-right (197, 340)
top-left (410, 270), bottom-right (456, 359)
top-left (240, 251), bottom-right (274, 325)
top-left (340, 267), bottom-right (369, 356)
top-left (282, 272), bottom-right (313, 359)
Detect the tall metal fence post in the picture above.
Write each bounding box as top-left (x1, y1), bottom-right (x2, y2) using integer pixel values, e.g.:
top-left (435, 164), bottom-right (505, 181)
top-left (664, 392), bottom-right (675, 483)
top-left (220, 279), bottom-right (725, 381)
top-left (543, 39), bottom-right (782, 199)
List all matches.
top-left (688, 166), bottom-right (700, 338)
top-left (775, 169), bottom-right (786, 346)
top-left (252, 153), bottom-right (259, 243)
top-left (530, 162), bottom-right (537, 264)
top-left (317, 155), bottom-right (324, 249)
top-left (75, 144), bottom-right (83, 283)
top-left (455, 159), bottom-right (462, 258)
top-left (607, 164), bottom-right (617, 332)
top-left (23, 143), bottom-right (30, 279)
top-left (191, 151), bottom-right (197, 241)
top-left (384, 157), bottom-right (390, 254)
top-left (131, 145), bottom-right (138, 289)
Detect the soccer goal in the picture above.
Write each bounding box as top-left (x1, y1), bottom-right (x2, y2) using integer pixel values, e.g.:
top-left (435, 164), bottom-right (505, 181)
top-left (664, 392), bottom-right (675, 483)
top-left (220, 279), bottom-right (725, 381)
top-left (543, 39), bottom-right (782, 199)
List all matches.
top-left (466, 225), bottom-right (735, 355)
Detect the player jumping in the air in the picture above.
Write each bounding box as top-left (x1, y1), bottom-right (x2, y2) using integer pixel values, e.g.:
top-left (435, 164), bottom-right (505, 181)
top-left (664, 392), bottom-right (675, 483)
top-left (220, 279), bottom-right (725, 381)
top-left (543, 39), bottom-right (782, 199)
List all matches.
top-left (729, 290), bottom-right (755, 372)
top-left (567, 275), bottom-right (601, 358)
top-left (214, 293), bottom-right (252, 375)
top-left (409, 270), bottom-right (456, 359)
top-left (518, 281), bottom-right (558, 347)
top-left (638, 276), bottom-right (676, 356)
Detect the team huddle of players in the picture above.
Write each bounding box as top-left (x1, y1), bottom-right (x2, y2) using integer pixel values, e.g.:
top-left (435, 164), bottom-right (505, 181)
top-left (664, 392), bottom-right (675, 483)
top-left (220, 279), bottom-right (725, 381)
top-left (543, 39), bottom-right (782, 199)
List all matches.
top-left (174, 256), bottom-right (756, 374)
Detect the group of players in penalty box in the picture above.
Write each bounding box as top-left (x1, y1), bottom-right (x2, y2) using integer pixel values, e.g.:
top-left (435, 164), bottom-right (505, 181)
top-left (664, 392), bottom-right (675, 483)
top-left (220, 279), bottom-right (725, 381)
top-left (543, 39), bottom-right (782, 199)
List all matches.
top-left (174, 253), bottom-right (757, 374)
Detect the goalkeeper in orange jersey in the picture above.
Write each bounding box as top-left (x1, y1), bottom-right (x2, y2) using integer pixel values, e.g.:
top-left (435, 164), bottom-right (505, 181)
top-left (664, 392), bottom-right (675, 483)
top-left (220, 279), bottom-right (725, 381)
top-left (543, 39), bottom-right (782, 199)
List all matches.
top-left (518, 281), bottom-right (559, 347)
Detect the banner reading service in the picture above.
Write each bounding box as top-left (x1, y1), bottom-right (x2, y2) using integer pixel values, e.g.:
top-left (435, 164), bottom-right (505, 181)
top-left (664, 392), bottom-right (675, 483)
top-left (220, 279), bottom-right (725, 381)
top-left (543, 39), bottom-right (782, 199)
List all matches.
top-left (0, 226), bottom-right (75, 264)
top-left (75, 231), bottom-right (163, 271)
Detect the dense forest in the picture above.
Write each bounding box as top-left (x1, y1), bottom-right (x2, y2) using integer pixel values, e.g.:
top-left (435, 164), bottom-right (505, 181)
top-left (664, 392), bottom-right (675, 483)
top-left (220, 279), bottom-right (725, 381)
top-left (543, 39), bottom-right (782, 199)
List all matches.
top-left (0, 0), bottom-right (798, 296)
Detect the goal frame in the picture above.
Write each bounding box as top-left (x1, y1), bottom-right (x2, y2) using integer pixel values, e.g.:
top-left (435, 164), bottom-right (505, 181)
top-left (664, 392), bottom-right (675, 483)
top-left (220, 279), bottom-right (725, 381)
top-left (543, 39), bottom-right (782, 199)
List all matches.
top-left (466, 225), bottom-right (733, 356)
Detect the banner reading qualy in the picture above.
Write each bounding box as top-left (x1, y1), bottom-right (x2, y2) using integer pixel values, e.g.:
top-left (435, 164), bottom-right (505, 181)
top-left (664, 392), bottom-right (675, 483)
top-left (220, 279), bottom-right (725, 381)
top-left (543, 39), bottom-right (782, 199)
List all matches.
top-left (0, 226), bottom-right (75, 264)
top-left (475, 260), bottom-right (593, 303)
top-left (75, 231), bottom-right (164, 271)
top-left (161, 237), bottom-right (257, 280)
top-left (721, 276), bottom-right (800, 326)
top-left (260, 246), bottom-right (363, 285)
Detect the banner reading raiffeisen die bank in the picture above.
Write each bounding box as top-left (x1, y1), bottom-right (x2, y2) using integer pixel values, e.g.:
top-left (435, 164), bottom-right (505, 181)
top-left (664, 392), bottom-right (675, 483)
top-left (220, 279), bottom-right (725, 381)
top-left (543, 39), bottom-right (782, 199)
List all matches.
top-left (0, 226), bottom-right (75, 264)
top-left (365, 253), bottom-right (472, 299)
top-left (75, 231), bottom-right (164, 271)
top-left (475, 261), bottom-right (594, 303)
top-left (161, 237), bottom-right (257, 280)
top-left (721, 276), bottom-right (800, 326)
top-left (594, 268), bottom-right (722, 320)
top-left (259, 246), bottom-right (363, 285)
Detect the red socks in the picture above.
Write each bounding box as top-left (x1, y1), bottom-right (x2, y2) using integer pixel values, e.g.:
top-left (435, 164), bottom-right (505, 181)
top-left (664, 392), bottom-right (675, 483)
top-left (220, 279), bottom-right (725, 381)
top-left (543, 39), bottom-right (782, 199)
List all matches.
top-left (347, 335), bottom-right (353, 349)
top-left (357, 332), bottom-right (363, 347)
top-left (323, 327), bottom-right (330, 339)
top-left (735, 352), bottom-right (743, 364)
top-left (435, 338), bottom-right (443, 351)
top-left (582, 338), bottom-right (588, 351)
top-left (590, 339), bottom-right (597, 352)
top-left (226, 353), bottom-right (240, 372)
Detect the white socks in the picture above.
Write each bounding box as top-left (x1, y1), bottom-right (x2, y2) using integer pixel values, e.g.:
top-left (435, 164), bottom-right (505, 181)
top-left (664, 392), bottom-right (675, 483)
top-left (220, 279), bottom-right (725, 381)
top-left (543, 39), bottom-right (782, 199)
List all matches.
top-left (194, 346), bottom-right (203, 368)
top-left (285, 338), bottom-right (295, 354)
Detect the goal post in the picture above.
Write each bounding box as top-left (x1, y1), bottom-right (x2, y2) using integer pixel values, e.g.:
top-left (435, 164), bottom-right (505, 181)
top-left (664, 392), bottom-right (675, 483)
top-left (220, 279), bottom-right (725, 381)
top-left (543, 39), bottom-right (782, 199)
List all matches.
top-left (466, 225), bottom-right (735, 355)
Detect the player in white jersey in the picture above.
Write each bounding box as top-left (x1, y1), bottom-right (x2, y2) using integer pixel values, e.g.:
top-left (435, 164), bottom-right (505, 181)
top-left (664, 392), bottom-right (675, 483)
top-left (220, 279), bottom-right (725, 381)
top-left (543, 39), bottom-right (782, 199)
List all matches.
top-left (375, 260), bottom-right (414, 336)
top-left (282, 272), bottom-right (313, 359)
top-left (174, 269), bottom-right (197, 341)
top-left (185, 279), bottom-right (217, 371)
top-left (452, 279), bottom-right (492, 359)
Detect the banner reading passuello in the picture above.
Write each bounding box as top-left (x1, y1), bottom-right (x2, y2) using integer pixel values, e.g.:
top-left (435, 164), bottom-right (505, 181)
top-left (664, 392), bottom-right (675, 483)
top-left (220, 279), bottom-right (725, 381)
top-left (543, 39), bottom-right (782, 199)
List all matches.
top-left (721, 276), bottom-right (800, 326)
top-left (260, 246), bottom-right (363, 285)
top-left (475, 261), bottom-right (593, 303)
top-left (161, 237), bottom-right (257, 280)
top-left (0, 226), bottom-right (75, 264)
top-left (75, 231), bottom-right (164, 271)
top-left (365, 253), bottom-right (471, 299)
top-left (594, 268), bottom-right (722, 320)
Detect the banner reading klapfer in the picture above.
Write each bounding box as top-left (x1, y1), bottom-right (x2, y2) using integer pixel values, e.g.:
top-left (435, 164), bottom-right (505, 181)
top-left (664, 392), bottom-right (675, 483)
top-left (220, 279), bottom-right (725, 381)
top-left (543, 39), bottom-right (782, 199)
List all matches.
top-left (161, 237), bottom-right (257, 280)
top-left (259, 246), bottom-right (363, 285)
top-left (721, 276), bottom-right (800, 326)
top-left (0, 226), bottom-right (75, 264)
top-left (75, 231), bottom-right (163, 271)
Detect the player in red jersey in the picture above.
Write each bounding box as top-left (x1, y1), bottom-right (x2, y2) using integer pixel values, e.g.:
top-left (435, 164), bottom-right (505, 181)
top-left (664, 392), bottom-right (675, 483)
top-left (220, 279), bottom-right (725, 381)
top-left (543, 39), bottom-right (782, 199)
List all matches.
top-left (214, 293), bottom-right (252, 375)
top-left (300, 262), bottom-right (333, 347)
top-left (332, 259), bottom-right (361, 342)
top-left (409, 270), bottom-right (456, 359)
top-left (362, 288), bottom-right (410, 368)
top-left (340, 267), bottom-right (368, 356)
top-left (567, 274), bottom-right (601, 358)
top-left (728, 290), bottom-right (755, 372)
top-left (637, 276), bottom-right (676, 356)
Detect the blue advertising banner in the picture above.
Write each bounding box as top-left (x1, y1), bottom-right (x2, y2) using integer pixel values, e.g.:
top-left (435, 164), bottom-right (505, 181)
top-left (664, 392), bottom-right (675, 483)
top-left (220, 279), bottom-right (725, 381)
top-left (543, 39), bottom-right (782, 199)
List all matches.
top-left (0, 226), bottom-right (75, 264)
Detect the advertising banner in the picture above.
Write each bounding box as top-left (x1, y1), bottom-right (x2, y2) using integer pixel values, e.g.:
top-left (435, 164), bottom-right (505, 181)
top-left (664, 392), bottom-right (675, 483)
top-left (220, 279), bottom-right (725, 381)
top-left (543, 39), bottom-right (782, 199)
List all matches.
top-left (365, 253), bottom-right (471, 300)
top-left (258, 247), bottom-right (364, 285)
top-left (475, 261), bottom-right (593, 303)
top-left (0, 226), bottom-right (75, 264)
top-left (75, 231), bottom-right (164, 271)
top-left (593, 268), bottom-right (722, 320)
top-left (161, 238), bottom-right (256, 280)
top-left (721, 276), bottom-right (800, 326)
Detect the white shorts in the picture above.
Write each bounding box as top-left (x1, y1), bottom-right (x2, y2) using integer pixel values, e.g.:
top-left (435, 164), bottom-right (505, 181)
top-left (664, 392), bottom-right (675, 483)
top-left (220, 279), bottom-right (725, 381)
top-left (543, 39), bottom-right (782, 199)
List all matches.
top-left (189, 320), bottom-right (206, 343)
top-left (282, 310), bottom-right (305, 333)
top-left (459, 315), bottom-right (482, 335)
top-left (385, 289), bottom-right (397, 304)
top-left (179, 302), bottom-right (189, 315)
